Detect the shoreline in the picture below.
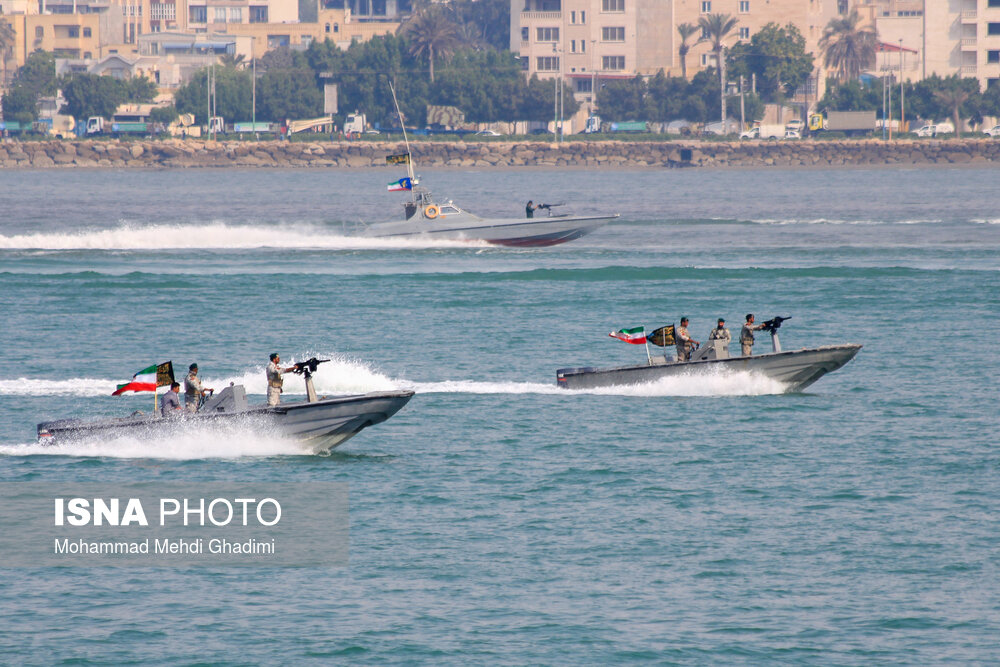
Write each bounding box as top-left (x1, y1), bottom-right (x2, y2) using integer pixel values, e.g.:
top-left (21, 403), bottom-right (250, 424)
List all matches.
top-left (2, 138), bottom-right (999, 170)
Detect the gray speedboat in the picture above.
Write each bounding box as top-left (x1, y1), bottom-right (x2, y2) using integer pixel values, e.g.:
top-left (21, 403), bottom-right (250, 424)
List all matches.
top-left (358, 191), bottom-right (618, 247)
top-left (557, 318), bottom-right (861, 392)
top-left (355, 83), bottom-right (618, 247)
top-left (37, 359), bottom-right (414, 455)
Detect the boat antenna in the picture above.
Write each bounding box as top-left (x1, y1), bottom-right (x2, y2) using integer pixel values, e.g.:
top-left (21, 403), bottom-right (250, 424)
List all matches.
top-left (389, 80), bottom-right (416, 191)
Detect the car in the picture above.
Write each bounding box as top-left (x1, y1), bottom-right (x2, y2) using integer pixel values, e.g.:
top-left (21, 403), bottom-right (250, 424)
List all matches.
top-left (363, 128), bottom-right (380, 135)
top-left (983, 125), bottom-right (1000, 138)
top-left (783, 130), bottom-right (801, 140)
top-left (475, 129), bottom-right (501, 137)
top-left (915, 124), bottom-right (938, 137)
top-left (785, 119), bottom-right (805, 132)
top-left (529, 128), bottom-right (551, 135)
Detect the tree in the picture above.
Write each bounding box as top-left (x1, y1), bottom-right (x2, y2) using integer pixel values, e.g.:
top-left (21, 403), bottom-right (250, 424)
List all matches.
top-left (596, 75), bottom-right (646, 120)
top-left (931, 76), bottom-right (981, 136)
top-left (817, 77), bottom-right (882, 112)
top-left (0, 19), bottom-right (15, 89)
top-left (400, 4), bottom-right (462, 82)
top-left (676, 23), bottom-right (699, 81)
top-left (219, 53), bottom-right (247, 69)
top-left (982, 83), bottom-right (1000, 119)
top-left (447, 0), bottom-right (510, 52)
top-left (728, 23), bottom-right (814, 105)
top-left (1, 86), bottom-right (39, 120)
top-left (820, 10), bottom-right (877, 83)
top-left (256, 70), bottom-right (324, 121)
top-left (174, 66), bottom-right (252, 123)
top-left (697, 13), bottom-right (738, 122)
top-left (2, 50), bottom-right (58, 121)
top-left (149, 105), bottom-right (179, 125)
top-left (60, 74), bottom-right (127, 119)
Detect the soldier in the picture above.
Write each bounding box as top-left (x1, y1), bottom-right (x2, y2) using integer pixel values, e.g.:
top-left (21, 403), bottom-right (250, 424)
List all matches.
top-left (184, 363), bottom-right (213, 413)
top-left (709, 318), bottom-right (731, 345)
top-left (675, 317), bottom-right (699, 361)
top-left (740, 313), bottom-right (766, 357)
top-left (525, 200), bottom-right (537, 218)
top-left (160, 382), bottom-right (182, 417)
top-left (266, 353), bottom-right (295, 407)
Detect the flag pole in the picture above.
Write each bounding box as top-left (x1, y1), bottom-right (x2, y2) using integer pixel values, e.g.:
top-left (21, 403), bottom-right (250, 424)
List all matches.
top-left (644, 333), bottom-right (652, 365)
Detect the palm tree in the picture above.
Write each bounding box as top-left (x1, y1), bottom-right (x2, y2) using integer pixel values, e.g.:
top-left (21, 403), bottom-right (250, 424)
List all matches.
top-left (677, 23), bottom-right (699, 80)
top-left (219, 53), bottom-right (247, 70)
top-left (697, 13), bottom-right (738, 123)
top-left (0, 20), bottom-right (15, 89)
top-left (820, 10), bottom-right (877, 82)
top-left (934, 86), bottom-right (970, 137)
top-left (400, 5), bottom-right (462, 83)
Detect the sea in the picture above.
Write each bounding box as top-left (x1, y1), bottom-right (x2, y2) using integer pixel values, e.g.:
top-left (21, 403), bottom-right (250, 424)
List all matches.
top-left (1, 165), bottom-right (998, 664)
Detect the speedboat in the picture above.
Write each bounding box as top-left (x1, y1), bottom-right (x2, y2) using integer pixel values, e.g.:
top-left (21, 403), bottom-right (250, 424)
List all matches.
top-left (36, 359), bottom-right (414, 455)
top-left (354, 82), bottom-right (618, 247)
top-left (357, 191), bottom-right (618, 247)
top-left (556, 317), bottom-right (861, 392)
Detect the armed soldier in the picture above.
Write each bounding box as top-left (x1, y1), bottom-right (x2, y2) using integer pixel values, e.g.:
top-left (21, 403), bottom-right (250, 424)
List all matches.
top-left (708, 318), bottom-right (731, 345)
top-left (266, 353), bottom-right (295, 407)
top-left (184, 363), bottom-right (213, 413)
top-left (740, 314), bottom-right (766, 356)
top-left (675, 317), bottom-right (699, 361)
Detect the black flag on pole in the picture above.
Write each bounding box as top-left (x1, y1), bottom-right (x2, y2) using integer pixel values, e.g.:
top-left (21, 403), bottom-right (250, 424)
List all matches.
top-left (648, 325), bottom-right (676, 347)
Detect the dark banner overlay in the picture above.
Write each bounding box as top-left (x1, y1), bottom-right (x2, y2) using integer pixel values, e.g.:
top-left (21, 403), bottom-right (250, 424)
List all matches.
top-left (0, 483), bottom-right (348, 567)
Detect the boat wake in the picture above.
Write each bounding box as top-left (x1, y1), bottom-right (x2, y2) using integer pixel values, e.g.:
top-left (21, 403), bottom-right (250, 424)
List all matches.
top-left (0, 222), bottom-right (487, 251)
top-left (3, 361), bottom-right (786, 400)
top-left (0, 420), bottom-right (312, 459)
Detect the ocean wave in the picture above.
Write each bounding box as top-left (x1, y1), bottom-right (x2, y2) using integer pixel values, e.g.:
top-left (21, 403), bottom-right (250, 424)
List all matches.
top-left (0, 222), bottom-right (485, 251)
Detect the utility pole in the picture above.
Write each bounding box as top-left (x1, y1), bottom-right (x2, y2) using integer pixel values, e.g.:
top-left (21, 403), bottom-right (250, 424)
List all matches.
top-left (900, 39), bottom-right (905, 133)
top-left (739, 75), bottom-right (745, 130)
top-left (720, 45), bottom-right (727, 126)
top-left (552, 44), bottom-right (558, 142)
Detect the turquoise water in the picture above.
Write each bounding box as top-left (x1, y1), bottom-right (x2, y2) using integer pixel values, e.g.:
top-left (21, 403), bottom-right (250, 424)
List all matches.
top-left (1, 167), bottom-right (999, 663)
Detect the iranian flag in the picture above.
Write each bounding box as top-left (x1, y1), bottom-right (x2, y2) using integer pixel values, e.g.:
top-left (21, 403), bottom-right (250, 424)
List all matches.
top-left (112, 362), bottom-right (174, 395)
top-left (609, 326), bottom-right (647, 344)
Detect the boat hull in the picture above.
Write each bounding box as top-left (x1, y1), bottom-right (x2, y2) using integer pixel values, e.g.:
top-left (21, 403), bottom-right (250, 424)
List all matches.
top-left (556, 345), bottom-right (862, 392)
top-left (359, 214), bottom-right (617, 247)
top-left (36, 390), bottom-right (415, 455)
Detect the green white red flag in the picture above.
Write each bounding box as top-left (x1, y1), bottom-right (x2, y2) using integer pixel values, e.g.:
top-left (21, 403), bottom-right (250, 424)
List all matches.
top-left (609, 326), bottom-right (647, 344)
top-left (112, 362), bottom-right (174, 395)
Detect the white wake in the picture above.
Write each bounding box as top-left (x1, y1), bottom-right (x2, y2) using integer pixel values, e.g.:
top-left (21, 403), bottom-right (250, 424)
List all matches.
top-left (0, 222), bottom-right (486, 250)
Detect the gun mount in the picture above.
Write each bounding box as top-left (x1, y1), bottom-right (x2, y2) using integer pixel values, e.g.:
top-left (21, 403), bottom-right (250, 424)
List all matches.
top-left (762, 316), bottom-right (791, 352)
top-left (292, 358), bottom-right (331, 403)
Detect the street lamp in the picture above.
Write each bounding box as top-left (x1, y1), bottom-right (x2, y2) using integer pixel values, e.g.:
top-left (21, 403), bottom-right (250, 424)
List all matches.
top-left (552, 42), bottom-right (562, 142)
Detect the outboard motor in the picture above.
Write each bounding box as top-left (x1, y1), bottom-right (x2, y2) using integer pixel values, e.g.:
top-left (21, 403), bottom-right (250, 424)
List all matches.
top-left (292, 358), bottom-right (331, 403)
top-left (761, 316), bottom-right (791, 353)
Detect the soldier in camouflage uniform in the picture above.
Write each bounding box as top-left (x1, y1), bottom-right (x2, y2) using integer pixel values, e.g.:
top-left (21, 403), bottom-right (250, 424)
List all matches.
top-left (266, 353), bottom-right (294, 407)
top-left (675, 317), bottom-right (699, 361)
top-left (740, 313), bottom-right (765, 356)
top-left (708, 318), bottom-right (731, 345)
top-left (184, 363), bottom-right (212, 413)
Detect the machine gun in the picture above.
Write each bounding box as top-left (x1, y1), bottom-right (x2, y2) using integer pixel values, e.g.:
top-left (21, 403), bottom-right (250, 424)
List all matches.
top-left (761, 316), bottom-right (791, 332)
top-left (761, 316), bottom-right (791, 352)
top-left (291, 358), bottom-right (330, 403)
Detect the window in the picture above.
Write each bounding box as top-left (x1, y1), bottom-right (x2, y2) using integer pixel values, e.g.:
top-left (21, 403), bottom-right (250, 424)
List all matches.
top-left (602, 55), bottom-right (624, 70)
top-left (536, 27), bottom-right (559, 41)
top-left (334, 23), bottom-right (339, 32)
top-left (581, 39), bottom-right (585, 52)
top-left (701, 53), bottom-right (715, 66)
top-left (989, 0), bottom-right (1000, 7)
top-left (990, 23), bottom-right (1000, 36)
top-left (602, 27), bottom-right (625, 41)
top-left (570, 39), bottom-right (576, 52)
top-left (739, 26), bottom-right (749, 39)
top-left (601, 0), bottom-right (623, 12)
top-left (229, 7), bottom-right (242, 22)
top-left (837, 0), bottom-right (848, 12)
top-left (214, 7), bottom-right (226, 22)
top-left (268, 34), bottom-right (290, 48)
top-left (189, 6), bottom-right (206, 23)
top-left (570, 10), bottom-right (575, 23)
top-left (67, 26), bottom-right (80, 38)
top-left (521, 58), bottom-right (529, 71)
top-left (739, 1), bottom-right (749, 12)
top-left (250, 6), bottom-right (268, 22)
top-left (701, 1), bottom-right (711, 12)
top-left (536, 56), bottom-right (559, 71)
top-left (521, 27), bottom-right (529, 41)
top-left (580, 10), bottom-right (585, 22)
top-left (701, 26), bottom-right (710, 40)
top-left (576, 79), bottom-right (592, 92)
top-left (989, 50), bottom-right (1000, 64)
top-left (325, 22), bottom-right (330, 32)
top-left (35, 26), bottom-right (43, 37)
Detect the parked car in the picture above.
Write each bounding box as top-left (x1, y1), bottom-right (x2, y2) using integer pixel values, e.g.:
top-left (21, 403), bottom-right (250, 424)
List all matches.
top-left (529, 128), bottom-right (551, 135)
top-left (785, 119), bottom-right (805, 132)
top-left (783, 130), bottom-right (801, 140)
top-left (983, 125), bottom-right (1000, 138)
top-left (915, 124), bottom-right (938, 137)
top-left (916, 121), bottom-right (955, 137)
top-left (475, 129), bottom-right (501, 137)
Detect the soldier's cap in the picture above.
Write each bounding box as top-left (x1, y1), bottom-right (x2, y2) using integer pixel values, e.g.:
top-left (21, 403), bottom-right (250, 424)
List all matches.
top-left (189, 363), bottom-right (198, 370)
top-left (269, 352), bottom-right (279, 361)
top-left (718, 318), bottom-right (725, 323)
top-left (680, 317), bottom-right (689, 323)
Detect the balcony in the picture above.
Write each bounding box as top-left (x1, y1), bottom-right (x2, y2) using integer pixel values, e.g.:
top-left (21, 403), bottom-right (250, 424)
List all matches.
top-left (960, 10), bottom-right (977, 21)
top-left (521, 11), bottom-right (561, 20)
top-left (961, 64), bottom-right (978, 74)
top-left (961, 37), bottom-right (977, 48)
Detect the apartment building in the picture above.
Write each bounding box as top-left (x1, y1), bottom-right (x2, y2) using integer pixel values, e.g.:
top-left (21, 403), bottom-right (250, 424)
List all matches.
top-left (1, 3), bottom-right (123, 67)
top-left (864, 0), bottom-right (1000, 88)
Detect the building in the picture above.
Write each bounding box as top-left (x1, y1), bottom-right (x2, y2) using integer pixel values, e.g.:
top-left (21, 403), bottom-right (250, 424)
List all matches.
top-left (864, 0), bottom-right (1000, 89)
top-left (1, 6), bottom-right (123, 67)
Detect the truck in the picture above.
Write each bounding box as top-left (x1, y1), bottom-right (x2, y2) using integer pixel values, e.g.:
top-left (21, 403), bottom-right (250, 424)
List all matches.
top-left (605, 120), bottom-right (647, 133)
top-left (344, 112), bottom-right (366, 134)
top-left (739, 124), bottom-right (785, 140)
top-left (809, 110), bottom-right (877, 136)
top-left (583, 115), bottom-right (602, 134)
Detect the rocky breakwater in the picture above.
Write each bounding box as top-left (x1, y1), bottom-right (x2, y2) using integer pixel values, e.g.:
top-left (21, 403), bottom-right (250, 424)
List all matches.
top-left (1, 137), bottom-right (999, 169)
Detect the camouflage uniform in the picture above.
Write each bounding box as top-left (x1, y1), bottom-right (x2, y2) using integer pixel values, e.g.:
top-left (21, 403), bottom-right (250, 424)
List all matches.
top-left (740, 322), bottom-right (764, 356)
top-left (184, 372), bottom-right (204, 413)
top-left (675, 325), bottom-right (695, 361)
top-left (709, 326), bottom-right (731, 344)
top-left (266, 361), bottom-right (284, 407)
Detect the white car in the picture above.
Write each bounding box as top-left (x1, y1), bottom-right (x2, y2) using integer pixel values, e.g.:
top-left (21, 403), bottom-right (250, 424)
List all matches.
top-left (785, 119), bottom-right (804, 132)
top-left (984, 125), bottom-right (1000, 137)
top-left (915, 124), bottom-right (938, 137)
top-left (783, 130), bottom-right (801, 140)
top-left (475, 129), bottom-right (501, 137)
